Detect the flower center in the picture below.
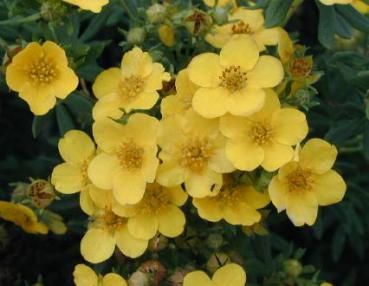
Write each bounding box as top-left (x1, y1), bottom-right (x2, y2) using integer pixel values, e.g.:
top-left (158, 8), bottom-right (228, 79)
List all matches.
top-left (28, 56), bottom-right (57, 84)
top-left (117, 141), bottom-right (144, 171)
top-left (94, 209), bottom-right (126, 232)
top-left (136, 184), bottom-right (170, 215)
top-left (231, 21), bottom-right (253, 35)
top-left (217, 187), bottom-right (243, 208)
top-left (118, 75), bottom-right (145, 102)
top-left (219, 65), bottom-right (247, 92)
top-left (80, 159), bottom-right (91, 183)
top-left (250, 123), bottom-right (272, 145)
top-left (289, 58), bottom-right (311, 78)
top-left (287, 169), bottom-right (314, 192)
top-left (180, 138), bottom-right (213, 173)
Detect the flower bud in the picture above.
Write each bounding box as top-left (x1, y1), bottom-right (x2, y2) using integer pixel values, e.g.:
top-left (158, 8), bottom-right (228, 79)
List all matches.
top-left (158, 25), bottom-right (175, 47)
top-left (206, 252), bottom-right (230, 274)
top-left (184, 10), bottom-right (212, 36)
top-left (129, 271), bottom-right (150, 286)
top-left (27, 179), bottom-right (55, 208)
top-left (127, 27), bottom-right (146, 45)
top-left (146, 4), bottom-right (166, 23)
top-left (211, 7), bottom-right (228, 25)
top-left (140, 260), bottom-right (166, 285)
top-left (40, 0), bottom-right (68, 22)
top-left (283, 259), bottom-right (303, 278)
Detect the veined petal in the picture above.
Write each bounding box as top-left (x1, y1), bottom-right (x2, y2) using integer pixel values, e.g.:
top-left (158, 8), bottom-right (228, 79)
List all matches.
top-left (188, 53), bottom-right (222, 87)
top-left (167, 186), bottom-right (188, 206)
top-left (158, 205), bottom-right (186, 237)
top-left (247, 55), bottom-right (284, 88)
top-left (212, 263), bottom-right (247, 286)
top-left (286, 191), bottom-right (318, 227)
top-left (92, 93), bottom-right (124, 121)
top-left (103, 273), bottom-right (127, 286)
top-left (127, 213), bottom-right (158, 240)
top-left (73, 264), bottom-right (98, 286)
top-left (261, 142), bottom-right (294, 172)
top-left (92, 68), bottom-right (121, 99)
top-left (183, 271), bottom-right (211, 286)
top-left (224, 202), bottom-right (261, 226)
top-left (192, 87), bottom-right (229, 118)
top-left (156, 161), bottom-right (186, 187)
top-left (115, 225), bottom-right (148, 258)
top-left (113, 171), bottom-right (146, 205)
top-left (268, 176), bottom-right (288, 212)
top-left (88, 153), bottom-right (119, 190)
top-left (185, 169), bottom-right (223, 198)
top-left (193, 198), bottom-right (223, 222)
top-left (313, 170), bottom-right (346, 206)
top-left (93, 117), bottom-right (126, 153)
top-left (226, 87), bottom-right (265, 116)
top-left (51, 163), bottom-right (84, 194)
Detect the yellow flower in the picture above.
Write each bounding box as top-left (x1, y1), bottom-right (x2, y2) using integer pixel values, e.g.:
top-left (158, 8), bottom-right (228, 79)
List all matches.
top-left (5, 41), bottom-right (78, 115)
top-left (157, 110), bottom-right (235, 198)
top-left (88, 113), bottom-right (159, 205)
top-left (352, 0), bottom-right (369, 13)
top-left (62, 0), bottom-right (109, 13)
top-left (219, 89), bottom-right (308, 171)
top-left (81, 204), bottom-right (148, 263)
top-left (161, 69), bottom-right (198, 117)
top-left (74, 264), bottom-right (127, 286)
top-left (203, 0), bottom-right (236, 7)
top-left (321, 283), bottom-right (334, 286)
top-left (206, 8), bottom-right (281, 50)
top-left (269, 138), bottom-right (347, 226)
top-left (113, 183), bottom-right (187, 240)
top-left (92, 47), bottom-right (170, 121)
top-left (187, 36), bottom-right (284, 118)
top-left (158, 24), bottom-right (175, 47)
top-left (39, 210), bottom-right (67, 235)
top-left (184, 263), bottom-right (246, 286)
top-left (193, 175), bottom-right (269, 226)
top-left (0, 201), bottom-right (48, 234)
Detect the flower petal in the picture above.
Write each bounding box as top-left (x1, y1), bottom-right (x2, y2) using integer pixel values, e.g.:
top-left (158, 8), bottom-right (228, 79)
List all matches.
top-left (73, 264), bottom-right (98, 286)
top-left (226, 87), bottom-right (265, 116)
top-left (93, 117), bottom-right (126, 153)
top-left (80, 228), bottom-right (115, 263)
top-left (53, 67), bottom-right (79, 99)
top-left (92, 93), bottom-right (124, 121)
top-left (128, 213), bottom-right (158, 240)
top-left (88, 153), bottom-right (119, 190)
top-left (103, 273), bottom-right (127, 286)
top-left (121, 47), bottom-right (153, 77)
top-left (58, 130), bottom-right (95, 164)
top-left (192, 87), bottom-right (229, 118)
top-left (313, 170), bottom-right (346, 206)
top-left (51, 163), bottom-right (84, 194)
top-left (156, 161), bottom-right (186, 187)
top-left (185, 169), bottom-right (223, 198)
top-left (247, 55), bottom-right (284, 88)
top-left (167, 186), bottom-right (188, 206)
top-left (158, 205), bottom-right (186, 237)
top-left (299, 139), bottom-right (337, 174)
top-left (213, 263), bottom-right (247, 286)
top-left (268, 176), bottom-right (288, 212)
top-left (272, 108), bottom-right (308, 145)
top-left (92, 68), bottom-right (121, 99)
top-left (79, 189), bottom-right (97, 216)
top-left (192, 197), bottom-right (223, 222)
top-left (188, 53), bottom-right (222, 87)
top-left (225, 138), bottom-right (264, 171)
top-left (219, 114), bottom-right (251, 139)
top-left (224, 202), bottom-right (261, 226)
top-left (113, 171), bottom-right (146, 205)
top-left (115, 225), bottom-right (148, 258)
top-left (262, 142), bottom-right (294, 172)
top-left (286, 191), bottom-right (318, 227)
top-left (183, 271), bottom-right (211, 286)
top-left (220, 36), bottom-right (259, 71)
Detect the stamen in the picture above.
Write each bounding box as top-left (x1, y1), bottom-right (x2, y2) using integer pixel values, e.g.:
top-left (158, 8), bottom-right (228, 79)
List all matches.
top-left (289, 58), bottom-right (311, 78)
top-left (180, 137), bottom-right (213, 173)
top-left (28, 56), bottom-right (56, 84)
top-left (231, 21), bottom-right (253, 35)
top-left (118, 75), bottom-right (144, 102)
top-left (219, 65), bottom-right (247, 92)
top-left (93, 209), bottom-right (126, 232)
top-left (287, 169), bottom-right (314, 192)
top-left (117, 141), bottom-right (144, 171)
top-left (136, 184), bottom-right (170, 215)
top-left (250, 123), bottom-right (272, 145)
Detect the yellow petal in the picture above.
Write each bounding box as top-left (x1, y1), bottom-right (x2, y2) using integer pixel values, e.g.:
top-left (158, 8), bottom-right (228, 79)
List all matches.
top-left (43, 41), bottom-right (68, 65)
top-left (53, 67), bottom-right (79, 99)
top-left (183, 271), bottom-right (211, 286)
top-left (192, 87), bottom-right (229, 118)
top-left (213, 263), bottom-right (247, 286)
top-left (254, 27), bottom-right (280, 47)
top-left (73, 264), bottom-right (98, 286)
top-left (272, 109), bottom-right (308, 145)
top-left (123, 113), bottom-right (159, 146)
top-left (80, 228), bottom-right (115, 263)
top-left (277, 28), bottom-right (294, 63)
top-left (158, 205), bottom-right (186, 237)
top-left (115, 225), bottom-right (148, 258)
top-left (185, 169), bottom-right (223, 198)
top-left (127, 214), bottom-right (158, 240)
top-left (51, 163), bottom-right (84, 194)
top-left (256, 88), bottom-right (281, 116)
top-left (58, 130), bottom-right (95, 164)
top-left (79, 189), bottom-right (97, 216)
top-left (226, 87), bottom-right (265, 116)
top-left (92, 68), bottom-right (121, 99)
top-left (247, 55), bottom-right (284, 88)
top-left (144, 63), bottom-right (169, 90)
top-left (88, 153), bottom-right (119, 190)
top-left (225, 138), bottom-right (264, 171)
top-left (92, 93), bottom-right (124, 121)
top-left (224, 202), bottom-right (261, 225)
top-left (220, 36), bottom-right (259, 71)
top-left (113, 170), bottom-right (146, 205)
top-left (261, 143), bottom-right (294, 172)
top-left (313, 170), bottom-right (346, 206)
top-left (242, 186), bottom-right (270, 209)
top-left (286, 191), bottom-right (318, 226)
top-left (88, 184), bottom-right (114, 210)
top-left (5, 64), bottom-right (31, 91)
top-left (193, 198), bottom-right (223, 222)
top-left (92, 118), bottom-right (126, 153)
top-left (176, 69), bottom-right (198, 96)
top-left (268, 176), bottom-right (288, 212)
top-left (231, 8), bottom-right (264, 31)
top-left (156, 161), bottom-right (186, 187)
top-left (209, 147), bottom-right (235, 173)
top-left (219, 114), bottom-right (251, 139)
top-left (19, 84), bottom-right (56, 116)
top-left (299, 139), bottom-right (338, 174)
top-left (103, 273), bottom-right (128, 286)
top-left (188, 53), bottom-right (222, 87)
top-left (167, 186), bottom-right (188, 206)
top-left (123, 91), bottom-right (159, 113)
top-left (121, 47), bottom-right (153, 77)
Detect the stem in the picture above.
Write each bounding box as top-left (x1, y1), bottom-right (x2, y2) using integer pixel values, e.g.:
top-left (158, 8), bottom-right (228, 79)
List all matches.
top-left (120, 0), bottom-right (135, 20)
top-left (0, 13), bottom-right (41, 26)
top-left (284, 0), bottom-right (304, 26)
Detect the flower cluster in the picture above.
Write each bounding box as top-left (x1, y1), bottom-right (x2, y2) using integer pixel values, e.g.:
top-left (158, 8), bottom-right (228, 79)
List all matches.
top-left (3, 1), bottom-right (349, 285)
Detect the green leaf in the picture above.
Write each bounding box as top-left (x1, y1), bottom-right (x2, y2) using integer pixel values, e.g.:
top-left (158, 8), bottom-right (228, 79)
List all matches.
top-left (335, 12), bottom-right (353, 39)
top-left (264, 0), bottom-right (293, 28)
top-left (331, 228), bottom-right (346, 262)
top-left (31, 111), bottom-right (54, 138)
top-left (325, 118), bottom-right (365, 146)
top-left (336, 5), bottom-right (369, 33)
top-left (316, 1), bottom-right (336, 49)
top-left (363, 120), bottom-right (369, 160)
top-left (80, 8), bottom-right (110, 42)
top-left (55, 103), bottom-right (75, 136)
top-left (63, 92), bottom-right (94, 129)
